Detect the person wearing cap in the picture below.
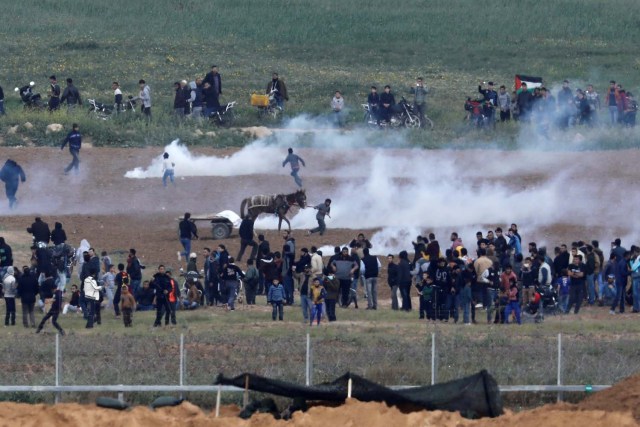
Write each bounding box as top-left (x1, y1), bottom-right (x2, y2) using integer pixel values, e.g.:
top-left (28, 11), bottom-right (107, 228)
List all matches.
top-left (266, 72), bottom-right (288, 111)
top-left (60, 78), bottom-right (82, 111)
top-left (178, 213), bottom-right (198, 262)
top-left (47, 75), bottom-right (61, 111)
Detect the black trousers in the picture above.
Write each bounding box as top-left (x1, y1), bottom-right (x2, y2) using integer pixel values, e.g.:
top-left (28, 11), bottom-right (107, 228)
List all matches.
top-left (39, 310), bottom-right (64, 334)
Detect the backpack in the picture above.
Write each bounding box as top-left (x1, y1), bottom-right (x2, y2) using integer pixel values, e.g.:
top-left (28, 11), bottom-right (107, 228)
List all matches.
top-left (120, 271), bottom-right (130, 286)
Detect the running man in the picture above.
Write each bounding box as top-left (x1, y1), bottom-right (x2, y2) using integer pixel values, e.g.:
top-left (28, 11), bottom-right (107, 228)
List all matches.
top-left (60, 123), bottom-right (82, 175)
top-left (282, 147), bottom-right (305, 187)
top-left (308, 199), bottom-right (331, 236)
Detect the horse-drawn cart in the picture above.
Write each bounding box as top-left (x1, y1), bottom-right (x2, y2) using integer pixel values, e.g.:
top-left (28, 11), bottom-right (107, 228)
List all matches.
top-left (178, 211), bottom-right (240, 240)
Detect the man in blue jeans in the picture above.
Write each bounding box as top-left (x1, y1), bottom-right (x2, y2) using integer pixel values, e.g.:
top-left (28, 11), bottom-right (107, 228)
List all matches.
top-left (282, 147), bottom-right (305, 188)
top-left (630, 249), bottom-right (640, 313)
top-left (178, 213), bottom-right (198, 261)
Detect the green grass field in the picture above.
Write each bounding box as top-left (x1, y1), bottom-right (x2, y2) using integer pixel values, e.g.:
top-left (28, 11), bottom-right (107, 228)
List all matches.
top-left (1, 300), bottom-right (639, 408)
top-left (1, 0), bottom-right (640, 146)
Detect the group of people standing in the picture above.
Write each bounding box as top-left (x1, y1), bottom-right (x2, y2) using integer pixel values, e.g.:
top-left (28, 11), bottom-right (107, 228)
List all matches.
top-left (467, 79), bottom-right (637, 129)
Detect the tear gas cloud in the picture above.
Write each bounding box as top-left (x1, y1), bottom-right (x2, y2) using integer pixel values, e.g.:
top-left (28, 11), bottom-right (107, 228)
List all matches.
top-left (119, 114), bottom-right (640, 255)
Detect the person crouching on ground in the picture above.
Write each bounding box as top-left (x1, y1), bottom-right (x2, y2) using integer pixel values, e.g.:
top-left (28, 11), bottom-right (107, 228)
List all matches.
top-left (183, 282), bottom-right (200, 310)
top-left (504, 279), bottom-right (522, 324)
top-left (119, 285), bottom-right (136, 327)
top-left (62, 284), bottom-right (82, 315)
top-left (268, 278), bottom-right (285, 321)
top-left (310, 277), bottom-right (326, 326)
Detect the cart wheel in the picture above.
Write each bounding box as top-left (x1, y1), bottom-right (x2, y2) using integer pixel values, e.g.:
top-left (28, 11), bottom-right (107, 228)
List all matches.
top-left (211, 223), bottom-right (231, 239)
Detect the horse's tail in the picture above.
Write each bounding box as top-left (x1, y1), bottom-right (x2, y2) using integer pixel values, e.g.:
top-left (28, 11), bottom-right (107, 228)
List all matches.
top-left (240, 198), bottom-right (248, 218)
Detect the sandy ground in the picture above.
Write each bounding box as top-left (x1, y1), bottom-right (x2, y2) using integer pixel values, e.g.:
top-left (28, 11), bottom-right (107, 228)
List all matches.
top-left (0, 371), bottom-right (638, 426)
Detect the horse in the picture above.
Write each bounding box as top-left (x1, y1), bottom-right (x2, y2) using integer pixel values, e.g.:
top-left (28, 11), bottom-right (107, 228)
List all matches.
top-left (240, 189), bottom-right (307, 232)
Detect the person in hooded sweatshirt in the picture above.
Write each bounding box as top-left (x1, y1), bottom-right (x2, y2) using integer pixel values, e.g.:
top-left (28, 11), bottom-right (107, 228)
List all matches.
top-left (2, 266), bottom-right (17, 326)
top-left (17, 266), bottom-right (38, 328)
top-left (27, 217), bottom-right (51, 244)
top-left (50, 222), bottom-right (67, 246)
top-left (0, 159), bottom-right (26, 209)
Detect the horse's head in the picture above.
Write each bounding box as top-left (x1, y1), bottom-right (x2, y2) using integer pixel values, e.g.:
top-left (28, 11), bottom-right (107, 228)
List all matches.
top-left (295, 189), bottom-right (307, 208)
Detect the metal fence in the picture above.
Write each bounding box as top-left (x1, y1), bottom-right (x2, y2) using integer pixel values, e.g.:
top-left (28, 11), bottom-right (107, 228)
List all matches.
top-left (0, 332), bottom-right (612, 406)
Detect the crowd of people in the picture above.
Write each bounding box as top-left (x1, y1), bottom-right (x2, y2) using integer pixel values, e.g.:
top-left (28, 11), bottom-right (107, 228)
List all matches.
top-left (3, 212), bottom-right (639, 334)
top-left (4, 71), bottom-right (638, 130)
top-left (466, 80), bottom-right (638, 129)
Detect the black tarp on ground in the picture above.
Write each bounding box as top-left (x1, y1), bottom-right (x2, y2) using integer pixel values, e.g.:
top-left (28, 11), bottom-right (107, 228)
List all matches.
top-left (215, 369), bottom-right (503, 419)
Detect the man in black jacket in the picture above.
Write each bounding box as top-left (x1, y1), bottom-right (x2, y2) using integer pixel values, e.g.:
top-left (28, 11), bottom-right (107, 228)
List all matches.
top-left (18, 266), bottom-right (39, 328)
top-left (173, 81), bottom-right (189, 119)
top-left (151, 265), bottom-right (172, 327)
top-left (266, 72), bottom-right (288, 110)
top-left (387, 254), bottom-right (399, 310)
top-left (0, 237), bottom-right (13, 276)
top-left (236, 215), bottom-right (257, 262)
top-left (516, 83), bottom-right (534, 121)
top-left (60, 78), bottom-right (82, 111)
top-left (0, 159), bottom-right (26, 209)
top-left (361, 248), bottom-right (381, 310)
top-left (60, 123), bottom-right (82, 175)
top-left (203, 65), bottom-right (222, 97)
top-left (50, 222), bottom-right (67, 245)
top-left (27, 217), bottom-right (51, 244)
top-left (379, 85), bottom-right (395, 123)
top-left (178, 213), bottom-right (198, 262)
top-left (127, 248), bottom-right (144, 296)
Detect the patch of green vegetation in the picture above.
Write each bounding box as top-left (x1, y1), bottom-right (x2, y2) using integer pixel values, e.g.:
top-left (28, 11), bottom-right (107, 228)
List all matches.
top-left (1, 0), bottom-right (639, 148)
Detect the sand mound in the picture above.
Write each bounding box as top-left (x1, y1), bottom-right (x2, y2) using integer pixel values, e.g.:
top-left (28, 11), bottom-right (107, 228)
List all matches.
top-left (577, 373), bottom-right (640, 422)
top-left (0, 398), bottom-right (636, 427)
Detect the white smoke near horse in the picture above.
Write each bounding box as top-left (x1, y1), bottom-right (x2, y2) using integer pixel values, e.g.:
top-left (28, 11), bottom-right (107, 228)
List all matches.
top-left (119, 115), bottom-right (640, 255)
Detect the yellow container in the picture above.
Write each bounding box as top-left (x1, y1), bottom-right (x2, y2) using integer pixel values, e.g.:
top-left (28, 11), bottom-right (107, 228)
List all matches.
top-left (251, 94), bottom-right (269, 107)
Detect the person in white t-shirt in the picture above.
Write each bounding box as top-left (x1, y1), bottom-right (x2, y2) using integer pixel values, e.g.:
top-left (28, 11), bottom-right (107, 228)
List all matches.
top-left (162, 152), bottom-right (175, 187)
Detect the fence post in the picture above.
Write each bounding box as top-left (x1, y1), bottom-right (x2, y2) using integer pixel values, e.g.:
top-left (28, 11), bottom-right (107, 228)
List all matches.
top-left (557, 333), bottom-right (562, 402)
top-left (431, 332), bottom-right (436, 386)
top-left (305, 333), bottom-right (311, 386)
top-left (55, 333), bottom-right (61, 404)
top-left (179, 334), bottom-right (184, 400)
top-left (215, 385), bottom-right (221, 418)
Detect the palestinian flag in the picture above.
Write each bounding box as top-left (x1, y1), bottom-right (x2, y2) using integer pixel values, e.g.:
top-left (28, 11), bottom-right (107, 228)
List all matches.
top-left (515, 75), bottom-right (543, 91)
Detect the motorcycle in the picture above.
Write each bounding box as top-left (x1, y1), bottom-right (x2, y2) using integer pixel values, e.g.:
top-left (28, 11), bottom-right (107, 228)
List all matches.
top-left (87, 96), bottom-right (136, 120)
top-left (254, 89), bottom-right (282, 120)
top-left (14, 82), bottom-right (44, 110)
top-left (209, 100), bottom-right (236, 127)
top-left (179, 269), bottom-right (204, 309)
top-left (362, 96), bottom-right (421, 129)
